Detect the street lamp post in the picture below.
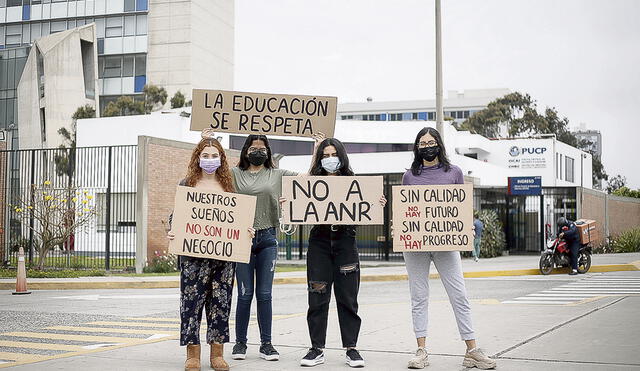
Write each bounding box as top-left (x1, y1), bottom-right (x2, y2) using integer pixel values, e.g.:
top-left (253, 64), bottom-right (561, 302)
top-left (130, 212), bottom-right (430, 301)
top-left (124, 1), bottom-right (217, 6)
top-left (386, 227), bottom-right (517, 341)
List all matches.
top-left (435, 0), bottom-right (444, 138)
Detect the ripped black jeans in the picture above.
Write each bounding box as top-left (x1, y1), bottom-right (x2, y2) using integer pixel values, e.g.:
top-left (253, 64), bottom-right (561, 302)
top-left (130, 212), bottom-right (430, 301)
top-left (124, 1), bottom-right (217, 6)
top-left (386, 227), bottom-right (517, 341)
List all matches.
top-left (306, 225), bottom-right (361, 349)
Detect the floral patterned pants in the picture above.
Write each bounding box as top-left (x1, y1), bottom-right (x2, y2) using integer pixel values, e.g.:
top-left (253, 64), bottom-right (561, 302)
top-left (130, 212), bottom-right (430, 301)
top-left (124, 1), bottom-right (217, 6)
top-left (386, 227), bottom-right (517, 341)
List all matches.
top-left (180, 256), bottom-right (235, 346)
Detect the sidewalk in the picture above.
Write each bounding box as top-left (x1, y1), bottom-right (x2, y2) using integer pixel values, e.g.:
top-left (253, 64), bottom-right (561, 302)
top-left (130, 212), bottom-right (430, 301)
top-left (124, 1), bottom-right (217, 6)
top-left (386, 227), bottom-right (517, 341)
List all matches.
top-left (1, 253), bottom-right (639, 291)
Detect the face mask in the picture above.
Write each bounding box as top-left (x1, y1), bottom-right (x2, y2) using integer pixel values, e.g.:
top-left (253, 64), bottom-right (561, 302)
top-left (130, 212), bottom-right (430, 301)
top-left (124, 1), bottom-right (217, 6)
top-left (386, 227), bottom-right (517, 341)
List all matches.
top-left (199, 158), bottom-right (221, 174)
top-left (419, 146), bottom-right (440, 162)
top-left (247, 150), bottom-right (268, 166)
top-left (321, 157), bottom-right (341, 173)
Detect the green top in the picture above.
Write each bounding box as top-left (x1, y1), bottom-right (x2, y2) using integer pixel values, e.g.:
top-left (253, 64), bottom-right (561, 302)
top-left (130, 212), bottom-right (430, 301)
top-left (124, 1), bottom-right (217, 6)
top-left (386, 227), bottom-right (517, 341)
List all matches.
top-left (232, 167), bottom-right (298, 230)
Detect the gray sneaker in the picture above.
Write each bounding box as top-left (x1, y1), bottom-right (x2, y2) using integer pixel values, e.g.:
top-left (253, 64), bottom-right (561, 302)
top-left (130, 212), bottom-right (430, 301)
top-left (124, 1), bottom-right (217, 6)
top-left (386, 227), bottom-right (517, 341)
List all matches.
top-left (462, 348), bottom-right (496, 369)
top-left (407, 347), bottom-right (428, 369)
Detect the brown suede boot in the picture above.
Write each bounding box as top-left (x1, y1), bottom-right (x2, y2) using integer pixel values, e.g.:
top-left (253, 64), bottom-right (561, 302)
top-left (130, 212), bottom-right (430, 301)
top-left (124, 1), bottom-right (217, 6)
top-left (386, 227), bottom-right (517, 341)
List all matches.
top-left (210, 343), bottom-right (230, 371)
top-left (185, 344), bottom-right (201, 371)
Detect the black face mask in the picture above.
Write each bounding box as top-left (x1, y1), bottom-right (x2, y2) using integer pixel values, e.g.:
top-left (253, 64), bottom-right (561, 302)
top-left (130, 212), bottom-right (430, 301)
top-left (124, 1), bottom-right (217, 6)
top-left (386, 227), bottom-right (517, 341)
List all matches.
top-left (419, 146), bottom-right (440, 162)
top-left (247, 150), bottom-right (268, 166)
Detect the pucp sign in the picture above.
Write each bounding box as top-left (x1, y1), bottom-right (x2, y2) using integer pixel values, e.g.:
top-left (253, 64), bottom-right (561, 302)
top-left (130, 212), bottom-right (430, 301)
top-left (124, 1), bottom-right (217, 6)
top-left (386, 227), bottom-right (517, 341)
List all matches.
top-left (507, 143), bottom-right (549, 169)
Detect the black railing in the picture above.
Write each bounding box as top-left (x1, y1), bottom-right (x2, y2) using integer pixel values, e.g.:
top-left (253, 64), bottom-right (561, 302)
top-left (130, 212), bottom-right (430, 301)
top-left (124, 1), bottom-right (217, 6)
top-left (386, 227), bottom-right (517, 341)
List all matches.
top-left (1, 145), bottom-right (137, 270)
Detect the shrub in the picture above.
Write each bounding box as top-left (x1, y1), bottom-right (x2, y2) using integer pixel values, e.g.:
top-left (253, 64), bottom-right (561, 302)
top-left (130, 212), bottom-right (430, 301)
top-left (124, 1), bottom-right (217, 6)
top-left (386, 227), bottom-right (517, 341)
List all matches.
top-left (610, 228), bottom-right (640, 253)
top-left (478, 209), bottom-right (507, 258)
top-left (143, 250), bottom-right (178, 273)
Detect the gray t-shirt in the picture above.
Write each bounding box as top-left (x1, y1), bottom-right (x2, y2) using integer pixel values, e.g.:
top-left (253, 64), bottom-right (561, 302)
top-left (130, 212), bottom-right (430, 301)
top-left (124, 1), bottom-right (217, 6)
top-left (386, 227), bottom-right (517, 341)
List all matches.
top-left (232, 167), bottom-right (298, 230)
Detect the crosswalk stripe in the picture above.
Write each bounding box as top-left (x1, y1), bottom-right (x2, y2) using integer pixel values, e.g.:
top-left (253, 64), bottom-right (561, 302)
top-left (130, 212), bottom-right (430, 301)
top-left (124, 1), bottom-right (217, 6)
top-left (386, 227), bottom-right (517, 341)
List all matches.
top-left (46, 326), bottom-right (179, 335)
top-left (123, 317), bottom-right (180, 323)
top-left (3, 332), bottom-right (139, 343)
top-left (513, 296), bottom-right (582, 301)
top-left (0, 340), bottom-right (82, 351)
top-left (0, 351), bottom-right (48, 362)
top-left (86, 321), bottom-right (179, 328)
top-left (531, 293), bottom-right (601, 297)
top-left (502, 300), bottom-right (576, 305)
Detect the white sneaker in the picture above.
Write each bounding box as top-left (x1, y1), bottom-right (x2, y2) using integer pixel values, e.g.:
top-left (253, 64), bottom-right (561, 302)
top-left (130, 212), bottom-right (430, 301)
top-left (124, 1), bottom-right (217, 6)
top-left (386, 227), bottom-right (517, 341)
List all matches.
top-left (407, 347), bottom-right (428, 369)
top-left (463, 348), bottom-right (496, 369)
top-left (474, 257), bottom-right (479, 262)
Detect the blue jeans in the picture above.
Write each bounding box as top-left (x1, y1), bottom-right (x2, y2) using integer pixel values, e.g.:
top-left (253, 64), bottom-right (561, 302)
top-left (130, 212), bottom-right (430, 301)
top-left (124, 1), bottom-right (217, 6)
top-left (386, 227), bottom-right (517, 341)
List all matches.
top-left (235, 227), bottom-right (278, 344)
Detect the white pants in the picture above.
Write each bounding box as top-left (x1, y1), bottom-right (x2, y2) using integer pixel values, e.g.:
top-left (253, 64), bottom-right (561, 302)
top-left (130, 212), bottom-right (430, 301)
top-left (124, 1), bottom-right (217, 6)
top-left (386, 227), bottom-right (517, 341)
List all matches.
top-left (403, 251), bottom-right (475, 340)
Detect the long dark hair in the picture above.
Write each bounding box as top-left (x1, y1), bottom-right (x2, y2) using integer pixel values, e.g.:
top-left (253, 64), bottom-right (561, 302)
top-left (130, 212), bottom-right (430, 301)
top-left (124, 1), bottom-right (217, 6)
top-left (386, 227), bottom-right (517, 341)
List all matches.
top-left (237, 134), bottom-right (276, 170)
top-left (410, 127), bottom-right (451, 176)
top-left (310, 138), bottom-right (355, 176)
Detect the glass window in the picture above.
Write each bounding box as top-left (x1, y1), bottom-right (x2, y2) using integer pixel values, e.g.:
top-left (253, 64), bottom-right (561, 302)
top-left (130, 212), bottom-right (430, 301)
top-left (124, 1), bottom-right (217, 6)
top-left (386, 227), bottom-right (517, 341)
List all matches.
top-left (104, 56), bottom-right (122, 78)
top-left (0, 0), bottom-right (6, 8)
top-left (7, 0), bottom-right (21, 6)
top-left (95, 18), bottom-right (105, 38)
top-left (106, 17), bottom-right (123, 38)
top-left (51, 20), bottom-right (66, 33)
top-left (21, 23), bottom-right (30, 44)
top-left (136, 14), bottom-right (147, 35)
top-left (98, 56), bottom-right (104, 78)
top-left (0, 26), bottom-right (4, 46)
top-left (124, 0), bottom-right (135, 11)
top-left (124, 15), bottom-right (135, 36)
top-left (41, 21), bottom-right (50, 36)
top-left (123, 55), bottom-right (133, 76)
top-left (68, 19), bottom-right (76, 29)
top-left (77, 19), bottom-right (85, 26)
top-left (134, 54), bottom-right (145, 76)
top-left (30, 23), bottom-right (40, 42)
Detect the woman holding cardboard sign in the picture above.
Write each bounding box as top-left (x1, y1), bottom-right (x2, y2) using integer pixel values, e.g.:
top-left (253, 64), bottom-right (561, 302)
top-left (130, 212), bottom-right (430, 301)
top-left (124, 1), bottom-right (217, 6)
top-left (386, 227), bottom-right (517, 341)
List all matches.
top-left (230, 134), bottom-right (322, 362)
top-left (280, 138), bottom-right (386, 368)
top-left (167, 133), bottom-right (254, 371)
top-left (400, 127), bottom-right (496, 370)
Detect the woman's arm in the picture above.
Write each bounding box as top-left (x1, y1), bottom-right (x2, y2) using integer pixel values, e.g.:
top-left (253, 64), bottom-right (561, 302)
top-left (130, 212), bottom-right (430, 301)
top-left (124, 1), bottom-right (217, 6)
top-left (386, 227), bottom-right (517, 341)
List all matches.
top-left (306, 132), bottom-right (326, 175)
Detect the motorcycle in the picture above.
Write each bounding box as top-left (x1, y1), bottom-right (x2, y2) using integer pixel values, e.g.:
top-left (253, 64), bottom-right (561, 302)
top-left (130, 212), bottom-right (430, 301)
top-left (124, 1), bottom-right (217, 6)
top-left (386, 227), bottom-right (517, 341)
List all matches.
top-left (539, 224), bottom-right (592, 275)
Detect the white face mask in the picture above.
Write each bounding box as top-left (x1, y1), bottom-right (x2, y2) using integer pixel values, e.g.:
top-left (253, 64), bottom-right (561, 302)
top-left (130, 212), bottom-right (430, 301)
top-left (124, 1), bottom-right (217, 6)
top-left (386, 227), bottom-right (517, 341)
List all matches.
top-left (321, 157), bottom-right (341, 173)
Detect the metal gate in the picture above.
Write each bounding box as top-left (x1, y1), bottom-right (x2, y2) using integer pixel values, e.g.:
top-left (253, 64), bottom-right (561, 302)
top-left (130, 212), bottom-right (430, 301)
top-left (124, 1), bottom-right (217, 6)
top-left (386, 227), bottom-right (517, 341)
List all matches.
top-left (1, 146), bottom-right (137, 270)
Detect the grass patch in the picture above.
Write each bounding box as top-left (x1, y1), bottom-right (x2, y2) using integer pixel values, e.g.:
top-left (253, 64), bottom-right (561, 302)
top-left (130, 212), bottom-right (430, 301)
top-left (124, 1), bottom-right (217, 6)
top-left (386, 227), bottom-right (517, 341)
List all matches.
top-left (0, 269), bottom-right (106, 278)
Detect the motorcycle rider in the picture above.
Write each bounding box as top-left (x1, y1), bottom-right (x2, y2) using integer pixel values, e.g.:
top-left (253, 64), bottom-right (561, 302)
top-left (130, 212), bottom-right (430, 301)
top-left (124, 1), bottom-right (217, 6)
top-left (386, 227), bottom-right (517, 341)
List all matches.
top-left (557, 217), bottom-right (580, 275)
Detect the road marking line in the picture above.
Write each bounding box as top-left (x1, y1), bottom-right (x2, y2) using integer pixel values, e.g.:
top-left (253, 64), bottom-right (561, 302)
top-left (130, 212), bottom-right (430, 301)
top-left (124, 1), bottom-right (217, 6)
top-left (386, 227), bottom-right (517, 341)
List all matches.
top-left (0, 340), bottom-right (82, 351)
top-left (46, 326), bottom-right (179, 335)
top-left (501, 300), bottom-right (576, 305)
top-left (512, 297), bottom-right (583, 301)
top-left (124, 317), bottom-right (180, 323)
top-left (86, 321), bottom-right (179, 328)
top-left (0, 352), bottom-right (48, 362)
top-left (3, 332), bottom-right (139, 343)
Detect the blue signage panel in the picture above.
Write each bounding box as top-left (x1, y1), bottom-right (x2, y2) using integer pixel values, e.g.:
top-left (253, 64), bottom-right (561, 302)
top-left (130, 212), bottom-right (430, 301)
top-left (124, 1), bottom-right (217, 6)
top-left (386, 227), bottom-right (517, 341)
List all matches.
top-left (508, 176), bottom-right (542, 195)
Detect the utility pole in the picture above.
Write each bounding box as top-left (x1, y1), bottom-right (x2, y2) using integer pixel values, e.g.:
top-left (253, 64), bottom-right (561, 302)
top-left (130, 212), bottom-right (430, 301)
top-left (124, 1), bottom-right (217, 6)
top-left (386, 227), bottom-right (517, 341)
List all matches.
top-left (435, 0), bottom-right (444, 138)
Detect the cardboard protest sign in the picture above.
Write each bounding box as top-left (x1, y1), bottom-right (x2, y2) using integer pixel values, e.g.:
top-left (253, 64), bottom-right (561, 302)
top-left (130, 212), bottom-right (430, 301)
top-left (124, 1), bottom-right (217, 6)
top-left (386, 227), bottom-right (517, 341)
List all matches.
top-left (282, 176), bottom-right (384, 225)
top-left (392, 184), bottom-right (474, 252)
top-left (168, 186), bottom-right (256, 263)
top-left (190, 89), bottom-right (337, 138)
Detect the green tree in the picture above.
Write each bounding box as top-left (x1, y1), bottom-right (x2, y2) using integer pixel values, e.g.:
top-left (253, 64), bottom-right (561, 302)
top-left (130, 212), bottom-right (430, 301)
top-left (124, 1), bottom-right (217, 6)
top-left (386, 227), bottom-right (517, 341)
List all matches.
top-left (170, 90), bottom-right (186, 109)
top-left (460, 92), bottom-right (608, 186)
top-left (143, 84), bottom-right (168, 113)
top-left (612, 187), bottom-right (640, 199)
top-left (102, 96), bottom-right (145, 117)
top-left (606, 175), bottom-right (627, 194)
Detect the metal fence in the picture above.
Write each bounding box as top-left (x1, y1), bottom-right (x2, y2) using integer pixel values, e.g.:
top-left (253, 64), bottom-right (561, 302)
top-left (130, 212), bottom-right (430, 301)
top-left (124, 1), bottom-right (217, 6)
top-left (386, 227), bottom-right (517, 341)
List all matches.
top-left (1, 145), bottom-right (137, 270)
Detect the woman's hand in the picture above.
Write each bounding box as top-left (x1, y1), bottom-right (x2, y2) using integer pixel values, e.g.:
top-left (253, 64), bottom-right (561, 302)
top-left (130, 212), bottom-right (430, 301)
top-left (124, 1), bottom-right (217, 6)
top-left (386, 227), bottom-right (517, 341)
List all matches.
top-left (166, 231), bottom-right (175, 241)
top-left (379, 195), bottom-right (387, 207)
top-left (248, 227), bottom-right (256, 239)
top-left (312, 132), bottom-right (326, 149)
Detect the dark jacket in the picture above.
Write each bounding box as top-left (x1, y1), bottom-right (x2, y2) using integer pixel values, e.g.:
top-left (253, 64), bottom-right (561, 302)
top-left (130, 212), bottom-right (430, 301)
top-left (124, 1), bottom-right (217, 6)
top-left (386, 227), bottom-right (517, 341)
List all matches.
top-left (560, 221), bottom-right (580, 243)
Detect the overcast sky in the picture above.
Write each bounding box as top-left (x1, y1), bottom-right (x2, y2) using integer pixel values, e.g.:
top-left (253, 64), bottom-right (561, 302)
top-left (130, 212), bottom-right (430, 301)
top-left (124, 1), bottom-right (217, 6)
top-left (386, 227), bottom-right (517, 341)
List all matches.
top-left (234, 0), bottom-right (640, 188)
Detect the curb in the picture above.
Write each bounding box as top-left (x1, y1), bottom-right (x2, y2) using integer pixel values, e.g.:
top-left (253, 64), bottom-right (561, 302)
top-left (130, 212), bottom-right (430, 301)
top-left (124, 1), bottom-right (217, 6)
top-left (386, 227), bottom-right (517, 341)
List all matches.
top-left (1, 263), bottom-right (637, 291)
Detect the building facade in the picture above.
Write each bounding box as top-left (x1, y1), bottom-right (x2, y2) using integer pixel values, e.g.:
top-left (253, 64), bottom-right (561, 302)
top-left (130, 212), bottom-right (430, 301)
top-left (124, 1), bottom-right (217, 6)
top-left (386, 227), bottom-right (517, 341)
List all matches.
top-left (1, 0), bottom-right (234, 147)
top-left (337, 88), bottom-right (510, 123)
top-left (17, 24), bottom-right (99, 149)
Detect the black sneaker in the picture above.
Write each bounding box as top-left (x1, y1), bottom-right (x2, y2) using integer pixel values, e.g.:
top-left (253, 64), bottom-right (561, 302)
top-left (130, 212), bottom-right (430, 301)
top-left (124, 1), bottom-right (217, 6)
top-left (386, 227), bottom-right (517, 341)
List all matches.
top-left (259, 342), bottom-right (279, 361)
top-left (231, 342), bottom-right (247, 360)
top-left (300, 348), bottom-right (325, 367)
top-left (569, 270), bottom-right (578, 276)
top-left (346, 348), bottom-right (365, 368)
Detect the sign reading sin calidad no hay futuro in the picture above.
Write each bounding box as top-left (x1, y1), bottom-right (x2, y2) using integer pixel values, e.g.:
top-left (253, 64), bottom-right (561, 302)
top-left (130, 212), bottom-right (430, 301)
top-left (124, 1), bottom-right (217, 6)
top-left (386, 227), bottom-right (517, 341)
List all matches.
top-left (190, 89), bottom-right (337, 138)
